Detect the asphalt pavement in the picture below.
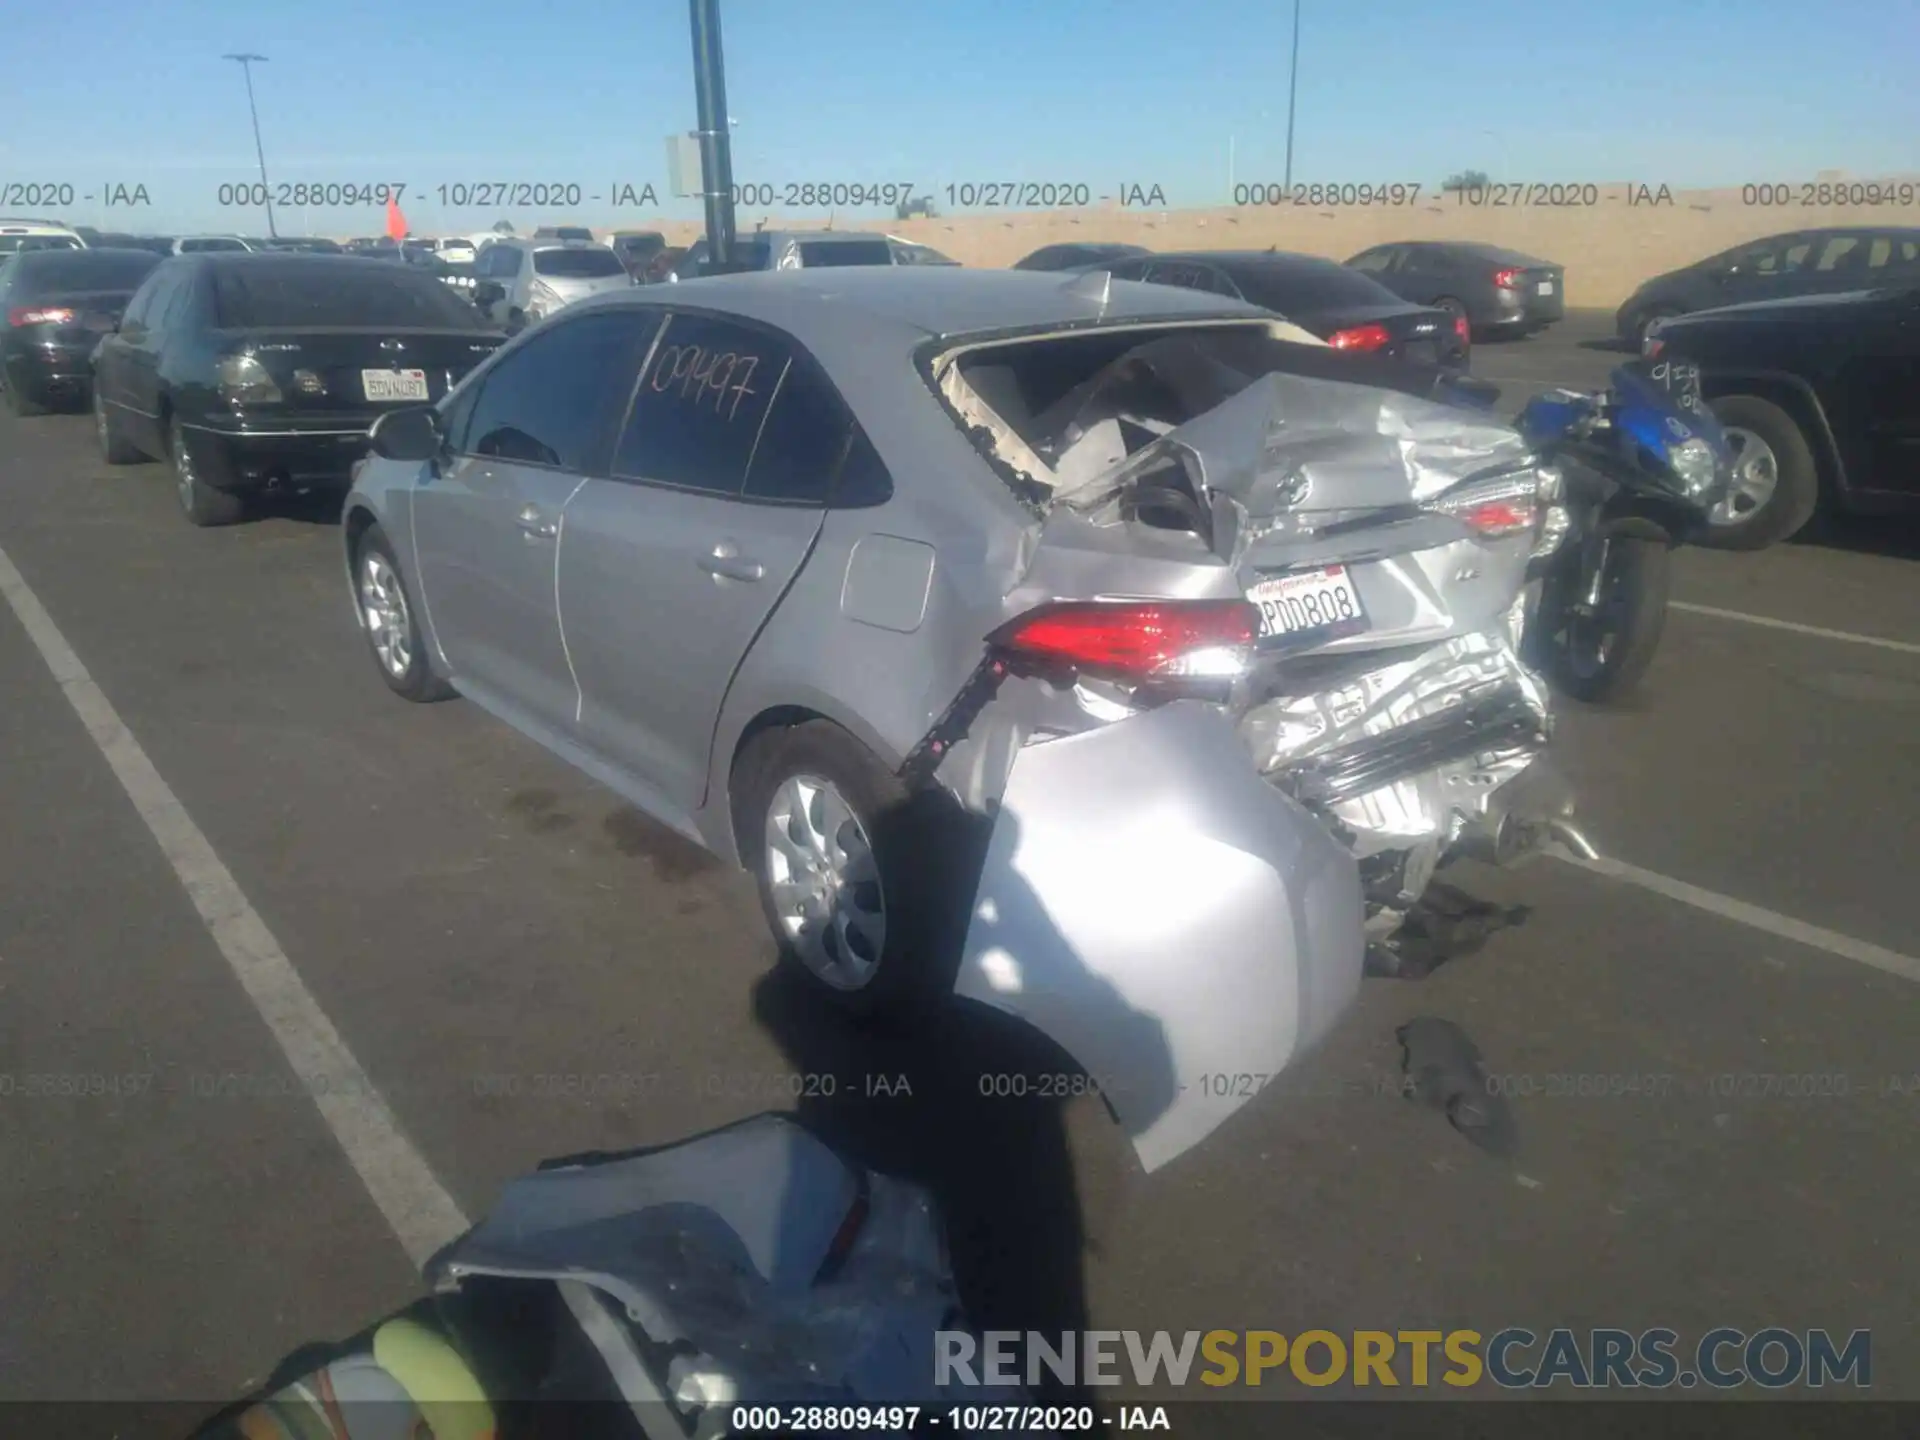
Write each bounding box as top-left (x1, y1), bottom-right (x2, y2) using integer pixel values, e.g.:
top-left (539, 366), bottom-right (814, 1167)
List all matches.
top-left (2, 311), bottom-right (1917, 1423)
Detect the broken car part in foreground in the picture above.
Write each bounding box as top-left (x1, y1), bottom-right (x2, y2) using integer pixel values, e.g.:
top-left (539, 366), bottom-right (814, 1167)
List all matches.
top-left (913, 322), bottom-right (1593, 1169)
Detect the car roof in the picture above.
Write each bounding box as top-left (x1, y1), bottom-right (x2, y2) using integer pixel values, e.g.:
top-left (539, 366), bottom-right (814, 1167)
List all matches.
top-left (576, 265), bottom-right (1266, 345)
top-left (0, 218), bottom-right (79, 232)
top-left (1146, 248), bottom-right (1350, 271)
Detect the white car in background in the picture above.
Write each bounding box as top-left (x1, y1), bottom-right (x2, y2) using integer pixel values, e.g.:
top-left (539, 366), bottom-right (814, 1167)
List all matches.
top-left (171, 235), bottom-right (257, 255)
top-left (0, 218), bottom-right (87, 254)
top-left (436, 237), bottom-right (477, 264)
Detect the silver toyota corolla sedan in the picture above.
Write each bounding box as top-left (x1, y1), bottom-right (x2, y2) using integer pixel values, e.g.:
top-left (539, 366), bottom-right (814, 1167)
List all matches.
top-left (341, 267), bottom-right (1549, 1171)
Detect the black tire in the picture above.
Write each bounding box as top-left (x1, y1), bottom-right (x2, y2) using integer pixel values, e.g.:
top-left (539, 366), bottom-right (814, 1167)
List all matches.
top-left (1433, 295), bottom-right (1467, 321)
top-left (168, 418), bottom-right (248, 527)
top-left (1699, 394), bottom-right (1821, 551)
top-left (733, 721), bottom-right (961, 1021)
top-left (352, 523), bottom-right (456, 702)
top-left (1544, 536), bottom-right (1671, 703)
top-left (94, 386), bottom-right (144, 464)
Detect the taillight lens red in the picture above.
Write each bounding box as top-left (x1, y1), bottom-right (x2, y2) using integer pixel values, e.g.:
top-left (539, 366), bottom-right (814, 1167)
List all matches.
top-left (1327, 323), bottom-right (1392, 352)
top-left (990, 599), bottom-right (1260, 681)
top-left (1426, 473), bottom-right (1541, 539)
top-left (1492, 268), bottom-right (1521, 289)
top-left (8, 306), bottom-right (75, 328)
top-left (1453, 314), bottom-right (1471, 345)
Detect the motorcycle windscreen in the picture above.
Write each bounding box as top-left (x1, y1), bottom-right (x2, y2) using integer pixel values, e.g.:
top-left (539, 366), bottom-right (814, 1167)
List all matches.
top-left (953, 700), bottom-right (1366, 1173)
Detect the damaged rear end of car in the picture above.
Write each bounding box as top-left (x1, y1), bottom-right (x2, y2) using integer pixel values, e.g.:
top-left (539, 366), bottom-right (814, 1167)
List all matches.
top-left (904, 305), bottom-right (1586, 1170)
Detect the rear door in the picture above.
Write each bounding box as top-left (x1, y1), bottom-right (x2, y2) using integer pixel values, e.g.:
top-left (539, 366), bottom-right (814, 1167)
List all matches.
top-left (409, 308), bottom-right (653, 739)
top-left (117, 264), bottom-right (187, 450)
top-left (558, 309), bottom-right (844, 823)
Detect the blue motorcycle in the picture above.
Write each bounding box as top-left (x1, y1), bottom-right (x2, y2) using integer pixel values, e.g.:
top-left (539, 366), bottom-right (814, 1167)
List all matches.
top-left (1512, 359), bottom-right (1734, 702)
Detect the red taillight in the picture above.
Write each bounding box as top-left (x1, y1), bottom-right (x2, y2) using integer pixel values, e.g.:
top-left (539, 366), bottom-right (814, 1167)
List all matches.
top-left (1326, 323), bottom-right (1392, 352)
top-left (1453, 313), bottom-right (1471, 345)
top-left (990, 599), bottom-right (1259, 681)
top-left (1457, 500), bottom-right (1534, 535)
top-left (8, 306), bottom-right (75, 327)
top-left (1492, 268), bottom-right (1521, 289)
top-left (1427, 473), bottom-right (1541, 539)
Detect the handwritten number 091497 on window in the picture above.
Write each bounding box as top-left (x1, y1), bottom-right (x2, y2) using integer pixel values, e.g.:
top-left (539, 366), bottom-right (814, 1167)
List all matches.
top-left (649, 343), bottom-right (761, 422)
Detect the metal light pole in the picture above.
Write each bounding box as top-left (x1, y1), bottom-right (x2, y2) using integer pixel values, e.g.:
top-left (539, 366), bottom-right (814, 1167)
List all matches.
top-left (223, 53), bottom-right (278, 238)
top-left (688, 0), bottom-right (738, 270)
top-left (1282, 0), bottom-right (1301, 190)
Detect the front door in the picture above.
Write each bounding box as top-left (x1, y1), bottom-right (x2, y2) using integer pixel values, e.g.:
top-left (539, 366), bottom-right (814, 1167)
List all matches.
top-left (409, 308), bottom-right (653, 740)
top-left (1833, 286), bottom-right (1920, 499)
top-left (558, 310), bottom-right (847, 823)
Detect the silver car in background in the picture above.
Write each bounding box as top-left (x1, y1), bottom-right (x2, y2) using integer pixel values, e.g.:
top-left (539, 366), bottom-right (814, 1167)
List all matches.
top-left (469, 235), bottom-right (632, 332)
top-left (669, 229), bottom-right (955, 279)
top-left (341, 268), bottom-right (1573, 1172)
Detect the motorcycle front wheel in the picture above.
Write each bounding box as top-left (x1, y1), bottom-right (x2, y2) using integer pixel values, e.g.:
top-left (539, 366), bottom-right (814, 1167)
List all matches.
top-left (1543, 536), bottom-right (1672, 703)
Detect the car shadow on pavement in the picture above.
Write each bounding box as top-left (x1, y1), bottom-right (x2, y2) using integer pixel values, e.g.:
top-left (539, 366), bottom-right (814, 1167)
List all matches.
top-left (1790, 512), bottom-right (1920, 562)
top-left (751, 787), bottom-right (1183, 1406)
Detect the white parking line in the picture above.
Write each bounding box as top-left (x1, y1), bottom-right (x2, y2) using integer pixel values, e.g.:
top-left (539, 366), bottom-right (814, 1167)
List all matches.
top-left (0, 541), bottom-right (470, 1266)
top-left (1670, 602), bottom-right (1920, 656)
top-left (1554, 851), bottom-right (1920, 986)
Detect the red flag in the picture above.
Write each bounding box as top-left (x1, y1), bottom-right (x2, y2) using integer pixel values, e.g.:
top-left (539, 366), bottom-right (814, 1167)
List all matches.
top-left (385, 194), bottom-right (408, 241)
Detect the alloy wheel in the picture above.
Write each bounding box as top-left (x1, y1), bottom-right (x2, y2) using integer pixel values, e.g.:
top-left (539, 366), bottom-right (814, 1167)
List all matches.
top-left (358, 550), bottom-right (413, 679)
top-left (1713, 425), bottom-right (1781, 527)
top-left (763, 773), bottom-right (887, 991)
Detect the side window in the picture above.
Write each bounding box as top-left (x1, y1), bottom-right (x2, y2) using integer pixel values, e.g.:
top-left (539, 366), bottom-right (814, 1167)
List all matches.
top-left (1108, 258), bottom-right (1152, 282)
top-left (1348, 247), bottom-right (1396, 273)
top-left (610, 312), bottom-right (794, 496)
top-left (1206, 266), bottom-right (1244, 298)
top-left (156, 271), bottom-right (198, 331)
top-left (1145, 261), bottom-right (1212, 291)
top-left (126, 269), bottom-right (177, 334)
top-left (1778, 239), bottom-right (1814, 274)
top-left (439, 371), bottom-right (485, 454)
top-left (742, 359), bottom-right (854, 505)
top-left (1813, 235), bottom-right (1864, 273)
top-left (1867, 235), bottom-right (1919, 272)
top-left (830, 426), bottom-right (894, 509)
top-left (1726, 239), bottom-right (1781, 273)
top-left (499, 248), bottom-right (525, 277)
top-left (466, 310), bottom-right (655, 471)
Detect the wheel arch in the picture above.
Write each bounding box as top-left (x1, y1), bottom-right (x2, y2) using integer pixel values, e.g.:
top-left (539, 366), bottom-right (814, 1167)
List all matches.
top-left (710, 697), bottom-right (907, 865)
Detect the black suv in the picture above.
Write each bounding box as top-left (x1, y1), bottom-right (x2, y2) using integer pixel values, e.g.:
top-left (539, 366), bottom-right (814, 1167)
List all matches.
top-left (1645, 282), bottom-right (1920, 548)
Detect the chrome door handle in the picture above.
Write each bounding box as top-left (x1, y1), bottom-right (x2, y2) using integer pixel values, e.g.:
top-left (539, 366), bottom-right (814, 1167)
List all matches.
top-left (698, 544), bottom-right (764, 583)
top-left (516, 504), bottom-right (558, 540)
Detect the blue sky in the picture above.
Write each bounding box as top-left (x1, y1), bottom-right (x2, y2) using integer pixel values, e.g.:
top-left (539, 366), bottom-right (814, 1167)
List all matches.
top-left (5, 0), bottom-right (1916, 236)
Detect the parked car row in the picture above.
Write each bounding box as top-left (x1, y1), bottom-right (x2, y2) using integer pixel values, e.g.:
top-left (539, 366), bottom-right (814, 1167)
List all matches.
top-left (0, 247), bottom-right (1751, 1166)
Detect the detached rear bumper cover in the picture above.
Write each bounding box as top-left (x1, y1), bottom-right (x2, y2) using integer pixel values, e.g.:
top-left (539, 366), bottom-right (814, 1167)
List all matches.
top-left (953, 700), bottom-right (1364, 1173)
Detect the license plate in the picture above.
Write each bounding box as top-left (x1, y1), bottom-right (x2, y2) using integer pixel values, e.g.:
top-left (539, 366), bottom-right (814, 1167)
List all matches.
top-left (361, 368), bottom-right (429, 402)
top-left (1247, 564), bottom-right (1370, 646)
top-left (1536, 279), bottom-right (1555, 295)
